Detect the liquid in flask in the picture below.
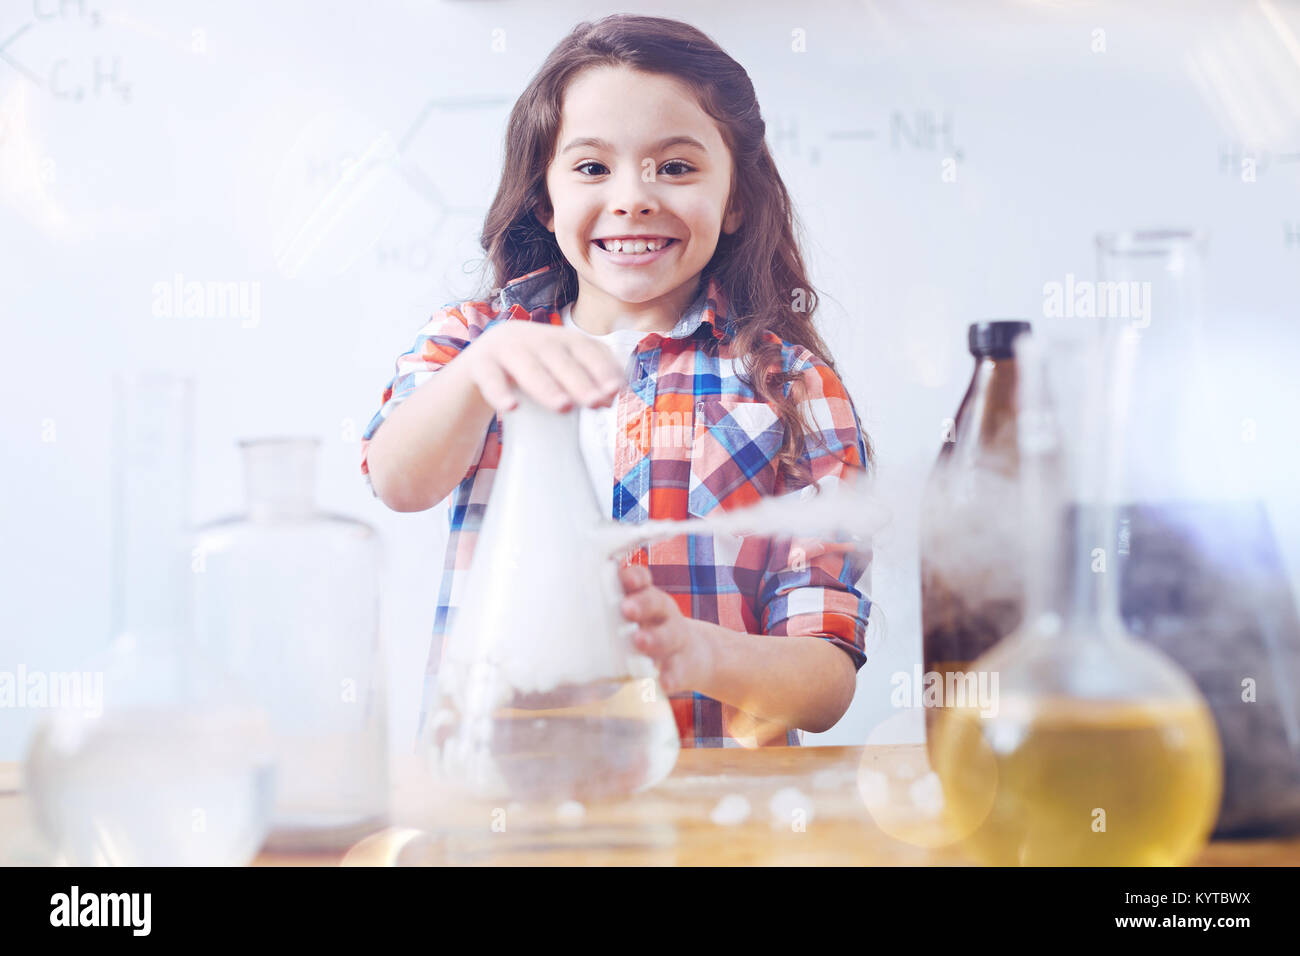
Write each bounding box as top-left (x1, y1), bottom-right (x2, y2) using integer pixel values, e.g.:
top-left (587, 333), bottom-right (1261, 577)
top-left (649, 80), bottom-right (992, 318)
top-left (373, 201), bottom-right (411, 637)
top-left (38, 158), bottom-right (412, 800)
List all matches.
top-left (933, 661), bottom-right (1222, 866)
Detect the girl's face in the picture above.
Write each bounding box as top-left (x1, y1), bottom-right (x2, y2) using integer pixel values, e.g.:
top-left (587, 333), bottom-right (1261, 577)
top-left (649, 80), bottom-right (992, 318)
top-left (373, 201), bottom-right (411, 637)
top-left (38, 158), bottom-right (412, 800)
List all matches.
top-left (539, 65), bottom-right (742, 326)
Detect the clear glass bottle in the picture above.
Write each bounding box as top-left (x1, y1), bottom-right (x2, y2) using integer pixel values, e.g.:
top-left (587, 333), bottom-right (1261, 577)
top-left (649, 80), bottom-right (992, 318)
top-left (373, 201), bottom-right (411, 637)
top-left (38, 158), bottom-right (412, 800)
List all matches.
top-left (1098, 230), bottom-right (1300, 835)
top-left (423, 394), bottom-right (680, 803)
top-left (191, 437), bottom-right (388, 850)
top-left (24, 372), bottom-right (275, 866)
top-left (920, 321), bottom-right (1031, 760)
top-left (930, 327), bottom-right (1223, 866)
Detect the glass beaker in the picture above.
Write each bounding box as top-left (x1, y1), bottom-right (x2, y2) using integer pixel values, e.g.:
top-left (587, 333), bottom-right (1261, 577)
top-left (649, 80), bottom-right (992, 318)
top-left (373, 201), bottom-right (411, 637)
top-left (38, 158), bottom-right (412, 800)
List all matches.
top-left (422, 394), bottom-right (680, 803)
top-left (1098, 230), bottom-right (1300, 835)
top-left (930, 323), bottom-right (1224, 866)
top-left (23, 373), bottom-right (275, 866)
top-left (192, 437), bottom-right (388, 850)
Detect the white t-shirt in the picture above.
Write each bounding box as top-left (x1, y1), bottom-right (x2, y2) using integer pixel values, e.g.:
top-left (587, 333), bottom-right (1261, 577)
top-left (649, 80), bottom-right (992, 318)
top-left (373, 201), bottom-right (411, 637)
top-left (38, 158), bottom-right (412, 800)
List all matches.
top-left (560, 301), bottom-right (649, 517)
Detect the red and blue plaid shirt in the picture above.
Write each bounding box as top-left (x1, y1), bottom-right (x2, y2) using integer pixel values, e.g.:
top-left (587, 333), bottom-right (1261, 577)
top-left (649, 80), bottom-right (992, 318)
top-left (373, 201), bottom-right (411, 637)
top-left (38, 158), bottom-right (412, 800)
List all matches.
top-left (361, 265), bottom-right (873, 748)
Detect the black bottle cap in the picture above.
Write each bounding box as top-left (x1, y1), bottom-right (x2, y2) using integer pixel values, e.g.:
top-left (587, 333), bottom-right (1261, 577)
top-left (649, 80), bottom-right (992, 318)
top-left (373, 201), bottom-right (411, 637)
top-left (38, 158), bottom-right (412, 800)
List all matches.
top-left (969, 320), bottom-right (1032, 359)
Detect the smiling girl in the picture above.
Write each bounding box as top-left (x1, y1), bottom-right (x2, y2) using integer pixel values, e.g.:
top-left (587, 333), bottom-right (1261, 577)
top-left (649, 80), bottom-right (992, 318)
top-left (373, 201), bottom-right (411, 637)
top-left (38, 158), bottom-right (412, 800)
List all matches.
top-left (362, 14), bottom-right (876, 748)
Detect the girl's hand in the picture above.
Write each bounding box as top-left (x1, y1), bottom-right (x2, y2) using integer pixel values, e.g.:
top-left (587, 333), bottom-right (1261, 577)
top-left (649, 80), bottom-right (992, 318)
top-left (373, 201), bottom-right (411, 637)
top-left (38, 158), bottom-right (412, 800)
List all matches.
top-left (465, 320), bottom-right (626, 416)
top-left (617, 564), bottom-right (714, 696)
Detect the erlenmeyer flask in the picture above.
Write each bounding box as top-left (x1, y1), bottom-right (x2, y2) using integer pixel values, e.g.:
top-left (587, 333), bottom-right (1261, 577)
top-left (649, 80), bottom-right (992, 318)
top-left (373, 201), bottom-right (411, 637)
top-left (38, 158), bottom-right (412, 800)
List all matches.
top-left (192, 437), bottom-right (388, 850)
top-left (24, 373), bottom-right (275, 866)
top-left (930, 326), bottom-right (1223, 866)
top-left (423, 394), bottom-right (680, 802)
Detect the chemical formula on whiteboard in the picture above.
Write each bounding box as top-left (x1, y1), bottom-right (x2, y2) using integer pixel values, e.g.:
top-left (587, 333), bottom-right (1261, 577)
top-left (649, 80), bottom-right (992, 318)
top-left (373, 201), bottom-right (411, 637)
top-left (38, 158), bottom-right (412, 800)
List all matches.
top-left (768, 108), bottom-right (965, 168)
top-left (0, 1), bottom-right (131, 104)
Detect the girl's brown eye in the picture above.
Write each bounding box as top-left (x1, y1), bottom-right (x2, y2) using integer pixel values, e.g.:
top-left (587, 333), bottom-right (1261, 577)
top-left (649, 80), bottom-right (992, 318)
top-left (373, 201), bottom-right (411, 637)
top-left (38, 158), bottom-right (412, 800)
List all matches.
top-left (576, 161), bottom-right (694, 176)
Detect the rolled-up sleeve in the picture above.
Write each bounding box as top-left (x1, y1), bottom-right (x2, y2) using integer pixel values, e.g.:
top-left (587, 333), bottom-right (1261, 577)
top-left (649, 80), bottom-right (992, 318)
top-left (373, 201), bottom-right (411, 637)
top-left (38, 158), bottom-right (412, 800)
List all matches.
top-left (360, 303), bottom-right (481, 499)
top-left (755, 358), bottom-right (873, 669)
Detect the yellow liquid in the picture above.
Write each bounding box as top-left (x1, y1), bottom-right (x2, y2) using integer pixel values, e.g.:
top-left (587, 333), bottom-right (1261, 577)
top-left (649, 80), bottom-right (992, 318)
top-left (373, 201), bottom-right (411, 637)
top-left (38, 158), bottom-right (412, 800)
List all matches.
top-left (932, 696), bottom-right (1222, 865)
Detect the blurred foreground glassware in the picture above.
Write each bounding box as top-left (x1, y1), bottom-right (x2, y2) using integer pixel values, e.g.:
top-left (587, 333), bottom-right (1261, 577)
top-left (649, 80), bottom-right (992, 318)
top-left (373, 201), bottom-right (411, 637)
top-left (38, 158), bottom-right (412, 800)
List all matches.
top-left (920, 320), bottom-right (1031, 761)
top-left (23, 373), bottom-right (274, 866)
top-left (192, 437), bottom-right (388, 851)
top-left (421, 394), bottom-right (680, 803)
top-left (930, 320), bottom-right (1223, 866)
top-left (1097, 231), bottom-right (1300, 835)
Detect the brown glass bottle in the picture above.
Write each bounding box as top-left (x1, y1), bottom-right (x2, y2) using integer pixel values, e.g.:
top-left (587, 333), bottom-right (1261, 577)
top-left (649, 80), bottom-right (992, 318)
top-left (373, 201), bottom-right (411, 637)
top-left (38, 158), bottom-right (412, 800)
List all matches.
top-left (920, 321), bottom-right (1031, 762)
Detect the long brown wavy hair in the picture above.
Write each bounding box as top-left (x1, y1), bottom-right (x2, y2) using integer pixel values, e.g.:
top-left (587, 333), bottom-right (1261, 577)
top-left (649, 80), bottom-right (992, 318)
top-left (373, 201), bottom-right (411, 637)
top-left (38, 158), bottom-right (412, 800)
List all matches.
top-left (466, 13), bottom-right (874, 488)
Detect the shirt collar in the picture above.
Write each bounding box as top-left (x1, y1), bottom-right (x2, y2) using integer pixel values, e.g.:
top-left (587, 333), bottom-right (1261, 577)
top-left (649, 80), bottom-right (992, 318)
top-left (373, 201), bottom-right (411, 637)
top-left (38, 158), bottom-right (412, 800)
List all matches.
top-left (496, 264), bottom-right (734, 343)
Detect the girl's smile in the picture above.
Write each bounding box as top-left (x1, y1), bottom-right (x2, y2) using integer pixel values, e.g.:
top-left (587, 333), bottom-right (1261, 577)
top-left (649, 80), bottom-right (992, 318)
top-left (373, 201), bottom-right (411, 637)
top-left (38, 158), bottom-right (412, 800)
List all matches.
top-left (590, 236), bottom-right (680, 266)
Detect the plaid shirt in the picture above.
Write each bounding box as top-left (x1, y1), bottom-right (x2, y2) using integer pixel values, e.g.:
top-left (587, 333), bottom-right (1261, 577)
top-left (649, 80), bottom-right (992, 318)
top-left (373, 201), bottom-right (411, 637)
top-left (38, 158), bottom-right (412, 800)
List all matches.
top-left (361, 265), bottom-right (873, 748)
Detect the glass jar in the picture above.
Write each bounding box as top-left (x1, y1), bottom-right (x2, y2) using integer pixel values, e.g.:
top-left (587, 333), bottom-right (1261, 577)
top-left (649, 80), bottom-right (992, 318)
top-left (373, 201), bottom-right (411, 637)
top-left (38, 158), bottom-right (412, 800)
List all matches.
top-left (192, 437), bottom-right (388, 850)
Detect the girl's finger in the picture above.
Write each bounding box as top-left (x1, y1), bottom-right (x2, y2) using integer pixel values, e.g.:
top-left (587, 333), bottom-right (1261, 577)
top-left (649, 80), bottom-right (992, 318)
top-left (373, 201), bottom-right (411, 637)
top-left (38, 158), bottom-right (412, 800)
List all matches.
top-left (535, 340), bottom-right (610, 407)
top-left (632, 623), bottom-right (669, 658)
top-left (635, 621), bottom-right (684, 662)
top-left (500, 350), bottom-right (575, 412)
top-left (471, 357), bottom-right (518, 414)
top-left (621, 588), bottom-right (671, 625)
top-left (563, 334), bottom-right (629, 401)
top-left (657, 659), bottom-right (684, 697)
top-left (618, 563), bottom-right (652, 594)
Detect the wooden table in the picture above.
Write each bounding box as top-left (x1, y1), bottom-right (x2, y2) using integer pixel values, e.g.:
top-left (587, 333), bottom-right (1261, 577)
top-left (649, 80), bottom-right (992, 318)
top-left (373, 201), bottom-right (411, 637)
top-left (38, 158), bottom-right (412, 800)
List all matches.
top-left (4, 747), bottom-right (1298, 866)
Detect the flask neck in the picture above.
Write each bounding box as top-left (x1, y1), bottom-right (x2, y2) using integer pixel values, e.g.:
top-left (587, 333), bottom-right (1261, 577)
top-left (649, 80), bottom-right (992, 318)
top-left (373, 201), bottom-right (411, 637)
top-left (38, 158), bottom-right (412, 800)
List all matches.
top-left (1018, 335), bottom-right (1128, 643)
top-left (241, 439), bottom-right (318, 520)
top-left (1063, 504), bottom-right (1126, 636)
top-left (1022, 501), bottom-right (1127, 644)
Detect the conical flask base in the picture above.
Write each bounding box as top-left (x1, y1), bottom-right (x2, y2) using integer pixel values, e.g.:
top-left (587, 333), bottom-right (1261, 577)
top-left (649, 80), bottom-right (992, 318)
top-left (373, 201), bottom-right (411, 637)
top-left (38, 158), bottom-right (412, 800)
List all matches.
top-left (430, 676), bottom-right (680, 803)
top-left (427, 395), bottom-right (681, 802)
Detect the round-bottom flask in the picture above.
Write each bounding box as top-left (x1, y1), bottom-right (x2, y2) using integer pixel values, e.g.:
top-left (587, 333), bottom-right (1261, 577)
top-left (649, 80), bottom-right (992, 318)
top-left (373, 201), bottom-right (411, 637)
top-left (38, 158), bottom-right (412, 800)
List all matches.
top-left (24, 638), bottom-right (276, 866)
top-left (932, 620), bottom-right (1222, 866)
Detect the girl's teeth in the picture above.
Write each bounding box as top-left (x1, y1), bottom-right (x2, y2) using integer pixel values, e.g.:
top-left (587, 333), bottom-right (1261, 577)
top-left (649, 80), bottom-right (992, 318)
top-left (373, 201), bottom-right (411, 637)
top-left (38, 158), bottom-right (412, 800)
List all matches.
top-left (601, 238), bottom-right (670, 253)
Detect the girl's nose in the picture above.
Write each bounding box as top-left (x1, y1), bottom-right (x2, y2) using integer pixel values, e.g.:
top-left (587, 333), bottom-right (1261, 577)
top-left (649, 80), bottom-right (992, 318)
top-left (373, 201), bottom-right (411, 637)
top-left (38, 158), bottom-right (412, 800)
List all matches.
top-left (610, 201), bottom-right (658, 217)
top-left (608, 170), bottom-right (660, 217)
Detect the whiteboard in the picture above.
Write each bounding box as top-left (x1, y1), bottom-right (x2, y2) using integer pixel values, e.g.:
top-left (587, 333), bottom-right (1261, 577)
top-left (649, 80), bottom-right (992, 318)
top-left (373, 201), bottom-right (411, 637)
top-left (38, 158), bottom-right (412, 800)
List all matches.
top-left (2, 0), bottom-right (1298, 759)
